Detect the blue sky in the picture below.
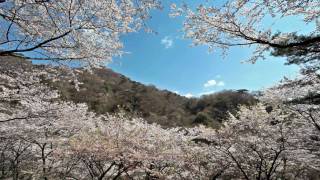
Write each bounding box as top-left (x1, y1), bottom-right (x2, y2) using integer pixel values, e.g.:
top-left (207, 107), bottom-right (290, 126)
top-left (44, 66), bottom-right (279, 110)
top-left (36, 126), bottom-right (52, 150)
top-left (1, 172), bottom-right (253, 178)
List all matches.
top-left (108, 1), bottom-right (311, 98)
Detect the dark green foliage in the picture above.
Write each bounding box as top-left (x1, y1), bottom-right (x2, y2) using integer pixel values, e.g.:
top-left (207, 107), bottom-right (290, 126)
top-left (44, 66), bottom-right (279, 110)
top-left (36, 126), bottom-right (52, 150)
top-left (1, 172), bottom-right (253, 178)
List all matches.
top-left (291, 92), bottom-right (320, 105)
top-left (270, 33), bottom-right (320, 72)
top-left (193, 112), bottom-right (211, 125)
top-left (192, 112), bottom-right (221, 128)
top-left (189, 91), bottom-right (257, 123)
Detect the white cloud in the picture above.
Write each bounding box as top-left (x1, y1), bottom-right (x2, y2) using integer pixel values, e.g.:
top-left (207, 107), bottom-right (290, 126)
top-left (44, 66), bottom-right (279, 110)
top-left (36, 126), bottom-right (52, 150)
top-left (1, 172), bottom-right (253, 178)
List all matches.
top-left (204, 80), bottom-right (217, 87)
top-left (198, 90), bottom-right (215, 96)
top-left (217, 81), bottom-right (225, 86)
top-left (161, 36), bottom-right (174, 49)
top-left (204, 79), bottom-right (225, 88)
top-left (184, 93), bottom-right (193, 98)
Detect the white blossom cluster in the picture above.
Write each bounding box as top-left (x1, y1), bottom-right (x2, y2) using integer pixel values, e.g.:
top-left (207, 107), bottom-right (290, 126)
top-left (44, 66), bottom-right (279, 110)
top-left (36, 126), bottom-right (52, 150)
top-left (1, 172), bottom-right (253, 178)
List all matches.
top-left (170, 0), bottom-right (320, 63)
top-left (0, 0), bottom-right (161, 67)
top-left (262, 72), bottom-right (320, 102)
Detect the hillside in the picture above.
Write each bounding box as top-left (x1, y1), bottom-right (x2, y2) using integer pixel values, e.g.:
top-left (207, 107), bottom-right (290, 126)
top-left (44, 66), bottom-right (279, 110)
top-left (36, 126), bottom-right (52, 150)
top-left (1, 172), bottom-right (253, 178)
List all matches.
top-left (0, 55), bottom-right (257, 128)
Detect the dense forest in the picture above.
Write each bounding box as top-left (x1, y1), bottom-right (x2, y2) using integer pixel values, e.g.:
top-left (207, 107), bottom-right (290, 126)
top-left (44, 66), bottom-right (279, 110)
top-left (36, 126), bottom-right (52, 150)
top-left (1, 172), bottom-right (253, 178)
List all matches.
top-left (53, 65), bottom-right (257, 128)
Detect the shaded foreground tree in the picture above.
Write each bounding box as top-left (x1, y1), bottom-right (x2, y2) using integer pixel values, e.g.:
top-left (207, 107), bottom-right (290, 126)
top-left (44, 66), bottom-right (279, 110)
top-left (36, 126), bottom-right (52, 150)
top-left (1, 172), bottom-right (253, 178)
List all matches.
top-left (171, 0), bottom-right (320, 70)
top-left (0, 0), bottom-right (161, 67)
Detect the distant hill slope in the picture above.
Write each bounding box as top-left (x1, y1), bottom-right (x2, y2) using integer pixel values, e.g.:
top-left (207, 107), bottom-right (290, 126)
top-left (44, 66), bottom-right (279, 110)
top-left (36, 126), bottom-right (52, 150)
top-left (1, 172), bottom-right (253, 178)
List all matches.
top-left (0, 56), bottom-right (257, 128)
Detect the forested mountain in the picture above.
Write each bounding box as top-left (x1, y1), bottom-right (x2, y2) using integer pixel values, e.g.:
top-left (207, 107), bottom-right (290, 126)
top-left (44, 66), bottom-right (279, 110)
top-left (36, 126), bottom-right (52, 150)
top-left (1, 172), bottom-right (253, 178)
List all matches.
top-left (0, 55), bottom-right (257, 128)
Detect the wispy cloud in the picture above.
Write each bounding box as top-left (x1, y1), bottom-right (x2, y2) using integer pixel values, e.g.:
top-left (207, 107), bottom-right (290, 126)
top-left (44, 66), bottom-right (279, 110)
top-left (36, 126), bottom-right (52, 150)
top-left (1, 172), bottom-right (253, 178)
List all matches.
top-left (184, 93), bottom-right (193, 98)
top-left (217, 81), bottom-right (225, 86)
top-left (204, 80), bottom-right (217, 87)
top-left (204, 79), bottom-right (225, 88)
top-left (198, 90), bottom-right (215, 96)
top-left (161, 36), bottom-right (174, 49)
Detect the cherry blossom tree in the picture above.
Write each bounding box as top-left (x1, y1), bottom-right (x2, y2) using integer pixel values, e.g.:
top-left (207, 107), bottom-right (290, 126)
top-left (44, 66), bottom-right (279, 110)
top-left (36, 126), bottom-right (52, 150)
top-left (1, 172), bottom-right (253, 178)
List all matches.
top-left (217, 104), bottom-right (319, 179)
top-left (262, 72), bottom-right (320, 132)
top-left (261, 73), bottom-right (320, 174)
top-left (171, 0), bottom-right (320, 68)
top-left (65, 114), bottom-right (188, 179)
top-left (262, 71), bottom-right (320, 102)
top-left (182, 103), bottom-right (320, 179)
top-left (0, 0), bottom-right (161, 67)
top-left (0, 58), bottom-right (97, 179)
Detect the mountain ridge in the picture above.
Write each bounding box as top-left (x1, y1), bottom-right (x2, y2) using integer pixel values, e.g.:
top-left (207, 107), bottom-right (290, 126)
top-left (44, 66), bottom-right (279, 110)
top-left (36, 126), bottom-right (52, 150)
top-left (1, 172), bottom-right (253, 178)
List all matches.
top-left (0, 55), bottom-right (257, 128)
